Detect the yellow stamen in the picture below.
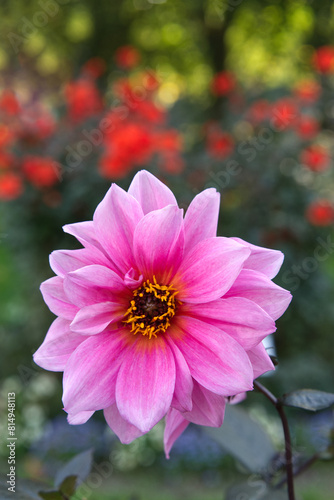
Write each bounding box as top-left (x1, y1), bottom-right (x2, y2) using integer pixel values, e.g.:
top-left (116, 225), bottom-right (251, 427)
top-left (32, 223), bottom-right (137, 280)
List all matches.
top-left (123, 276), bottom-right (180, 339)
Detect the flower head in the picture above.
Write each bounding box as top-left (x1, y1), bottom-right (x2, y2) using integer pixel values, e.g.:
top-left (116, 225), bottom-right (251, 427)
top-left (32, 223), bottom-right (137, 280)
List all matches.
top-left (300, 145), bottom-right (331, 172)
top-left (34, 171), bottom-right (291, 455)
top-left (295, 116), bottom-right (319, 140)
top-left (65, 79), bottom-right (103, 123)
top-left (22, 156), bottom-right (61, 188)
top-left (114, 46), bottom-right (141, 70)
top-left (206, 128), bottom-right (234, 160)
top-left (0, 172), bottom-right (23, 200)
top-left (211, 71), bottom-right (236, 96)
top-left (313, 46), bottom-right (334, 74)
top-left (306, 199), bottom-right (334, 226)
top-left (293, 79), bottom-right (321, 103)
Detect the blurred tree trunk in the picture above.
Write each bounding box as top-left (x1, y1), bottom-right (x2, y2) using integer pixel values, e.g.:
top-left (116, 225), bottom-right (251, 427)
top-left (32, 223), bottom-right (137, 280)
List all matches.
top-left (203, 8), bottom-right (235, 73)
top-left (198, 2), bottom-right (237, 118)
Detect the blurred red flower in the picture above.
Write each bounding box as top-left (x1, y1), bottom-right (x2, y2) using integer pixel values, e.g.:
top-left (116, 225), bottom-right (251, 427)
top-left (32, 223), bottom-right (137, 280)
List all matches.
top-left (155, 131), bottom-right (184, 174)
top-left (65, 79), bottom-right (103, 123)
top-left (313, 46), bottom-right (334, 74)
top-left (248, 99), bottom-right (270, 124)
top-left (22, 156), bottom-right (61, 188)
top-left (159, 154), bottom-right (185, 174)
top-left (115, 45), bottom-right (141, 69)
top-left (270, 98), bottom-right (299, 130)
top-left (18, 106), bottom-right (56, 144)
top-left (100, 123), bottom-right (153, 178)
top-left (211, 71), bottom-right (236, 96)
top-left (300, 145), bottom-right (331, 172)
top-left (141, 70), bottom-right (160, 91)
top-left (206, 129), bottom-right (234, 159)
top-left (99, 74), bottom-right (183, 179)
top-left (0, 172), bottom-right (23, 200)
top-left (0, 124), bottom-right (15, 148)
top-left (154, 130), bottom-right (183, 153)
top-left (306, 200), bottom-right (334, 226)
top-left (82, 57), bottom-right (106, 79)
top-left (294, 79), bottom-right (321, 103)
top-left (0, 150), bottom-right (14, 170)
top-left (295, 115), bottom-right (319, 140)
top-left (136, 100), bottom-right (165, 124)
top-left (0, 90), bottom-right (20, 116)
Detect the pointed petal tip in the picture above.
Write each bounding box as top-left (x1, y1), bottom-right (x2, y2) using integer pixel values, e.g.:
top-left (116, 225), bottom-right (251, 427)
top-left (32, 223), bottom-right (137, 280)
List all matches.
top-left (66, 409), bottom-right (94, 425)
top-left (203, 187), bottom-right (220, 197)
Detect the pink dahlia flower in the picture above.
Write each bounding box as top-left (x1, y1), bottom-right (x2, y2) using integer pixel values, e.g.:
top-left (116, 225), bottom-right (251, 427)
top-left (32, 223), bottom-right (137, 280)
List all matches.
top-left (34, 170), bottom-right (291, 456)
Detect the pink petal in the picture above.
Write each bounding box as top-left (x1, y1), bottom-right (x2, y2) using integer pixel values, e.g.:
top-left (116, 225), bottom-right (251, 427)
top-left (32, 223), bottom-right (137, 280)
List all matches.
top-left (50, 249), bottom-right (90, 277)
top-left (116, 336), bottom-right (176, 432)
top-left (184, 188), bottom-right (220, 254)
top-left (174, 237), bottom-right (251, 303)
top-left (50, 248), bottom-right (112, 278)
top-left (169, 316), bottom-right (254, 396)
top-left (247, 342), bottom-right (275, 379)
top-left (225, 269), bottom-right (292, 321)
top-left (40, 276), bottom-right (78, 320)
top-left (182, 381), bottom-right (226, 427)
top-left (104, 404), bottom-right (144, 444)
top-left (128, 170), bottom-right (177, 215)
top-left (164, 383), bottom-right (227, 458)
top-left (124, 268), bottom-right (143, 290)
top-left (231, 237), bottom-right (284, 279)
top-left (164, 408), bottom-right (189, 459)
top-left (133, 205), bottom-right (184, 283)
top-left (166, 338), bottom-right (193, 412)
top-left (33, 317), bottom-right (85, 371)
top-left (63, 221), bottom-right (116, 269)
top-left (228, 392), bottom-right (246, 405)
top-left (67, 410), bottom-right (95, 425)
top-left (63, 265), bottom-right (129, 308)
top-left (63, 329), bottom-right (131, 414)
top-left (185, 296), bottom-right (276, 350)
top-left (70, 302), bottom-right (124, 335)
top-left (63, 221), bottom-right (99, 248)
top-left (93, 184), bottom-right (144, 274)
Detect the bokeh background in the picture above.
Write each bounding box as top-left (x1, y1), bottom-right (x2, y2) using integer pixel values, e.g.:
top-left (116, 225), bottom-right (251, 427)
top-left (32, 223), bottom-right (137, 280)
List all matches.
top-left (1, 0), bottom-right (334, 498)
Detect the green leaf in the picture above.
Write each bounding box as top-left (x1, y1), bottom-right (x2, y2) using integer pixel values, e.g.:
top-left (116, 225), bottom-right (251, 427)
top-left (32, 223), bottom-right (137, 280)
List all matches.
top-left (225, 482), bottom-right (287, 500)
top-left (280, 389), bottom-right (334, 412)
top-left (59, 475), bottom-right (77, 497)
top-left (38, 492), bottom-right (63, 500)
top-left (54, 449), bottom-right (93, 489)
top-left (204, 405), bottom-right (276, 473)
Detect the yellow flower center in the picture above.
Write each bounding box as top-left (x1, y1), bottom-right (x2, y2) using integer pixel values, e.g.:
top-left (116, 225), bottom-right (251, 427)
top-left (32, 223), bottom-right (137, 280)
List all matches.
top-left (123, 276), bottom-right (180, 339)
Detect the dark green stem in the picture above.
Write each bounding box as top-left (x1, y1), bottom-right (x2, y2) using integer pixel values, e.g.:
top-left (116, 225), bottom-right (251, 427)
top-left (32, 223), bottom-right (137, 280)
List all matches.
top-left (254, 380), bottom-right (295, 500)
